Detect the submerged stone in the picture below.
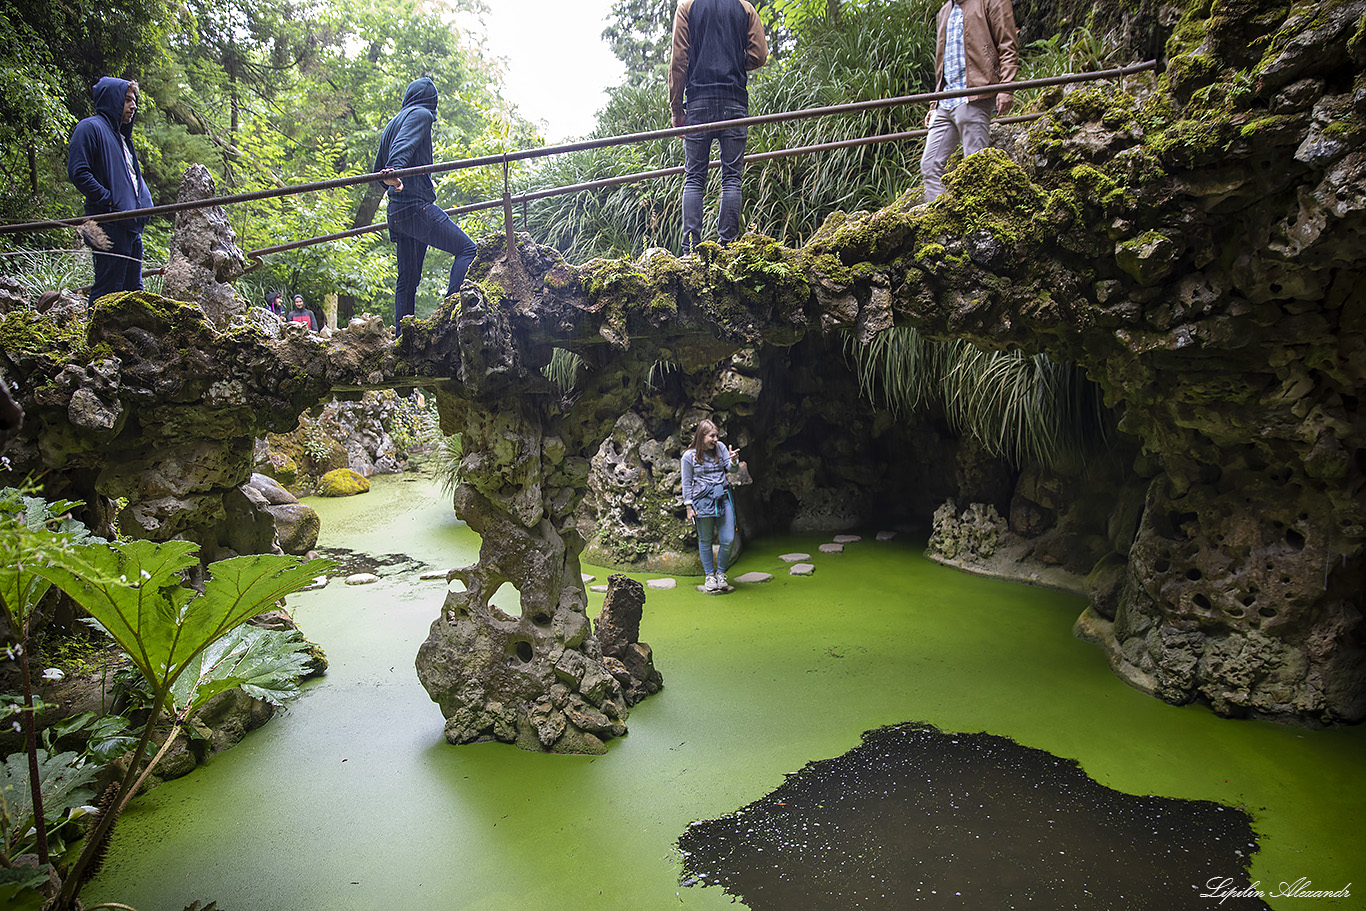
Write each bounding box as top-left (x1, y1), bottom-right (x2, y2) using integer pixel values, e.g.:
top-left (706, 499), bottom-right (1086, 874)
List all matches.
top-left (678, 723), bottom-right (1267, 910)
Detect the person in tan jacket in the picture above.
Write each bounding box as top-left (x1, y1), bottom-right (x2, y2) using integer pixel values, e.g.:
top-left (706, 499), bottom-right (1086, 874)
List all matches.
top-left (669, 0), bottom-right (768, 253)
top-left (919, 0), bottom-right (1019, 203)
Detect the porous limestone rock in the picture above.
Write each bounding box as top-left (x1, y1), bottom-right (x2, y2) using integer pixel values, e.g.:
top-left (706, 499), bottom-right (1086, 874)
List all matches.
top-left (594, 574), bottom-right (664, 705)
top-left (161, 164), bottom-right (248, 328)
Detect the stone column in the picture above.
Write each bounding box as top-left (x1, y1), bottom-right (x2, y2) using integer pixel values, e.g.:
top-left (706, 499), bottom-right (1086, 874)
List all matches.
top-left (415, 385), bottom-right (658, 753)
top-left (323, 293), bottom-right (338, 331)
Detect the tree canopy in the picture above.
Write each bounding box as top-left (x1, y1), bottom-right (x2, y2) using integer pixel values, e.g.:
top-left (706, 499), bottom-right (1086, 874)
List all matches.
top-left (1, 0), bottom-right (538, 322)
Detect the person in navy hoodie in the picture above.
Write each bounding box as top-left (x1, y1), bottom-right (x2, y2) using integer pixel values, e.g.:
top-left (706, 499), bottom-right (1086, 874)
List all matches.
top-left (374, 76), bottom-right (477, 331)
top-left (67, 77), bottom-right (154, 305)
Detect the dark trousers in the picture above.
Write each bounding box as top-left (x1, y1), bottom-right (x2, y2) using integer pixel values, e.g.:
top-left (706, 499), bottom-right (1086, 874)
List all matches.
top-left (389, 201), bottom-right (477, 328)
top-left (89, 230), bottom-right (143, 305)
top-left (681, 97), bottom-right (748, 254)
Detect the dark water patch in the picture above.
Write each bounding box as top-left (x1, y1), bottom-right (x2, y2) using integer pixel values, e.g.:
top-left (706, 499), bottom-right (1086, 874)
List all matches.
top-left (315, 546), bottom-right (427, 578)
top-left (678, 723), bottom-right (1268, 910)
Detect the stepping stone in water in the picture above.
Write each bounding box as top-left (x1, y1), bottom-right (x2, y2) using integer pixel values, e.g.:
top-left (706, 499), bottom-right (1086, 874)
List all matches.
top-left (876, 530), bottom-right (897, 541)
top-left (779, 552), bottom-right (811, 562)
top-left (790, 563), bottom-right (815, 576)
top-left (302, 575), bottom-right (329, 591)
top-left (695, 582), bottom-right (735, 594)
top-left (819, 543), bottom-right (844, 554)
top-left (345, 573), bottom-right (380, 585)
top-left (734, 571), bottom-right (772, 584)
top-left (833, 534), bottom-right (862, 544)
top-left (647, 578), bottom-right (677, 590)
top-left (590, 584), bottom-right (609, 593)
top-left (581, 573), bottom-right (596, 583)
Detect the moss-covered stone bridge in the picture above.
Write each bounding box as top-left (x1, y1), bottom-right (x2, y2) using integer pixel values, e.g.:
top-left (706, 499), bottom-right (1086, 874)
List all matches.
top-left (3, 0), bottom-right (1363, 744)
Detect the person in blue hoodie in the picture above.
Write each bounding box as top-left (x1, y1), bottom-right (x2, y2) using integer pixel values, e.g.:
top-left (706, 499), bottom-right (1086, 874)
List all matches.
top-left (374, 77), bottom-right (477, 331)
top-left (67, 77), bottom-right (154, 305)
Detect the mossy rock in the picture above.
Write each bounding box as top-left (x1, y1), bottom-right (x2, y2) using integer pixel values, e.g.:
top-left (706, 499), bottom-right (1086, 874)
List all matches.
top-left (265, 451), bottom-right (299, 488)
top-left (318, 468), bottom-right (371, 497)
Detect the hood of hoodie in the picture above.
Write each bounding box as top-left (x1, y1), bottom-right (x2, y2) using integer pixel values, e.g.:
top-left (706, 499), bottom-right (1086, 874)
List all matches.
top-left (401, 77), bottom-right (438, 114)
top-left (93, 76), bottom-right (137, 138)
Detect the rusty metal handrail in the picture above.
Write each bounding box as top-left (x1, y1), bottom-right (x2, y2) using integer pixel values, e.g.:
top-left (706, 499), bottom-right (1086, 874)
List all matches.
top-left (0, 61), bottom-right (1156, 239)
top-left (243, 112), bottom-right (1047, 260)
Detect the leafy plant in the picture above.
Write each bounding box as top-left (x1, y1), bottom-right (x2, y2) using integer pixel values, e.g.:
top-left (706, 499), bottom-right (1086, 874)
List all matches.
top-left (543, 348), bottom-right (584, 394)
top-left (0, 485), bottom-right (330, 910)
top-left (437, 433), bottom-right (465, 498)
top-left (843, 328), bottom-right (1115, 467)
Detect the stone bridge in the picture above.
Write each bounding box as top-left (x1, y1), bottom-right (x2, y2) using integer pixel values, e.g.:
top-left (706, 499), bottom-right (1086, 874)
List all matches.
top-left (2, 0), bottom-right (1363, 745)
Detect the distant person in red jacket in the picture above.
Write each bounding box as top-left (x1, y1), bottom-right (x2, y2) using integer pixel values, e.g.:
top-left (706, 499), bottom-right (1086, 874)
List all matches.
top-left (287, 294), bottom-right (318, 331)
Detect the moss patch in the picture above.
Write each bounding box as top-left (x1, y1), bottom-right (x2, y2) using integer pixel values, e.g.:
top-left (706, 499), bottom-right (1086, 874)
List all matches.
top-left (317, 468), bottom-right (371, 497)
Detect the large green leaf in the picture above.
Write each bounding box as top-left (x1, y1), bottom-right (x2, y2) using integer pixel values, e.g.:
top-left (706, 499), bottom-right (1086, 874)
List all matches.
top-left (0, 866), bottom-right (49, 911)
top-left (0, 489), bottom-right (97, 633)
top-left (37, 542), bottom-right (329, 693)
top-left (169, 623), bottom-right (314, 715)
top-left (0, 749), bottom-right (97, 836)
top-left (34, 539), bottom-right (199, 687)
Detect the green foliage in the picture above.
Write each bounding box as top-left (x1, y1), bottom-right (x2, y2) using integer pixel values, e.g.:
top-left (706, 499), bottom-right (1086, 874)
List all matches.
top-left (0, 489), bottom-right (102, 642)
top-left (844, 328), bottom-right (1115, 467)
top-left (168, 623), bottom-right (313, 715)
top-left (603, 0), bottom-right (676, 77)
top-left (437, 433), bottom-right (465, 498)
top-left (381, 391), bottom-right (440, 458)
top-left (0, 249), bottom-right (94, 299)
top-left (522, 0), bottom-right (938, 260)
top-left (543, 348), bottom-right (585, 394)
top-left (0, 749), bottom-right (98, 869)
top-left (1, 0), bottom-right (540, 325)
top-left (842, 323), bottom-right (938, 417)
top-left (37, 543), bottom-right (325, 698)
top-left (0, 523), bottom-right (332, 909)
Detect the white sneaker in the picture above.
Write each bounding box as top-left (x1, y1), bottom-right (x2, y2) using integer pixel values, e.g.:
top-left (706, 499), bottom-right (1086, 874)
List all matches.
top-left (703, 573), bottom-right (719, 592)
top-left (715, 571), bottom-right (728, 590)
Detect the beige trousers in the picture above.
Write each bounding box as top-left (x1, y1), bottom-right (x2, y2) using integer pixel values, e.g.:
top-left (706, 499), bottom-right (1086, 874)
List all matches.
top-left (920, 99), bottom-right (994, 203)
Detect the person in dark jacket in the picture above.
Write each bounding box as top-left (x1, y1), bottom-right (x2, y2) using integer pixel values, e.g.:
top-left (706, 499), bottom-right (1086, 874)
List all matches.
top-left (374, 77), bottom-right (477, 331)
top-left (669, 0), bottom-right (768, 254)
top-left (67, 77), bottom-right (154, 305)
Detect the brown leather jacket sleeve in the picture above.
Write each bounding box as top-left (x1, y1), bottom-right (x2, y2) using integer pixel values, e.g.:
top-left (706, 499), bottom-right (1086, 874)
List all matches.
top-left (933, 0), bottom-right (1019, 105)
top-left (745, 0), bottom-right (769, 71)
top-left (669, 0), bottom-right (695, 120)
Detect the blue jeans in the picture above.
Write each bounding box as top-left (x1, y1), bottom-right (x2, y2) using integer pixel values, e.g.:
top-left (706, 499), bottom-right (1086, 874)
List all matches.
top-left (682, 98), bottom-right (748, 254)
top-left (696, 494), bottom-right (736, 576)
top-left (389, 200), bottom-right (477, 328)
top-left (89, 229), bottom-right (143, 305)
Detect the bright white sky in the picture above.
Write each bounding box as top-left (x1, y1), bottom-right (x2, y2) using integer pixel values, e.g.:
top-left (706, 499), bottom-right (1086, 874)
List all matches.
top-left (457, 0), bottom-right (628, 143)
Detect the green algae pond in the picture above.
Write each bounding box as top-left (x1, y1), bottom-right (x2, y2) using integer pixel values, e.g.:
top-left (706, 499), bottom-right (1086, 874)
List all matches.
top-left (87, 473), bottom-right (1364, 910)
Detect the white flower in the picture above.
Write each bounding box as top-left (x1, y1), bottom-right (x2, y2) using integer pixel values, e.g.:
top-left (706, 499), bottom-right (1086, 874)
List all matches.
top-left (10, 721), bottom-right (20, 733)
top-left (68, 805), bottom-right (100, 819)
top-left (140, 569), bottom-right (150, 580)
top-left (42, 668), bottom-right (65, 681)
